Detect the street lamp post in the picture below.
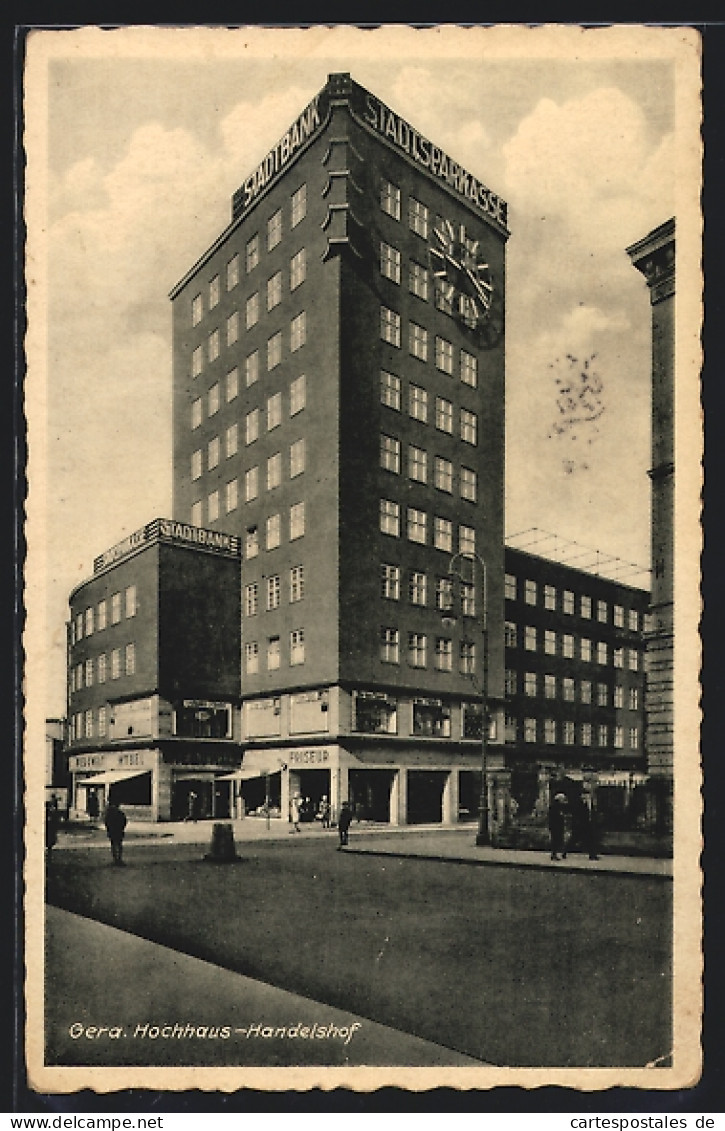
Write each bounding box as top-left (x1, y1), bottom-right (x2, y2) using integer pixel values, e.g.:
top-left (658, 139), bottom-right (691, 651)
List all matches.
top-left (443, 551), bottom-right (491, 847)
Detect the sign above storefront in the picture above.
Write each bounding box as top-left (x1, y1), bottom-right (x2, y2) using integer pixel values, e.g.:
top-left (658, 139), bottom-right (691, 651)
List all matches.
top-left (93, 518), bottom-right (240, 573)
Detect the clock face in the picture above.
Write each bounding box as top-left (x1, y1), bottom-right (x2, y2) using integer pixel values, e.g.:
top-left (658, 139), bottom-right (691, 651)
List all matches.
top-left (429, 219), bottom-right (495, 330)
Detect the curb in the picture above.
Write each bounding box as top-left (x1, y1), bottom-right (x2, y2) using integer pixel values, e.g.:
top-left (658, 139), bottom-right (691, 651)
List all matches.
top-left (341, 845), bottom-right (673, 879)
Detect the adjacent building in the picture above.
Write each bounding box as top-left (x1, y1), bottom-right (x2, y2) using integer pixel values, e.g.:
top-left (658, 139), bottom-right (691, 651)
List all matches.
top-left (65, 518), bottom-right (242, 821)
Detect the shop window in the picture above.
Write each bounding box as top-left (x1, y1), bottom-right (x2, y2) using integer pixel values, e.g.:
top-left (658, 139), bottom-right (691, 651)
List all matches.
top-left (353, 691), bottom-right (398, 734)
top-left (175, 702), bottom-right (231, 739)
top-left (413, 698), bottom-right (451, 737)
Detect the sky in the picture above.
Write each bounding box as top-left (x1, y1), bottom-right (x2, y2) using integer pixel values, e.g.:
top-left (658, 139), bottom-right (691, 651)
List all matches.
top-left (27, 25), bottom-right (693, 717)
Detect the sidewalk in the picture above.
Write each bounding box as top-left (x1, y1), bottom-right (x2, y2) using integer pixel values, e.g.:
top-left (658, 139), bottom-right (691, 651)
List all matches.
top-left (57, 818), bottom-right (672, 877)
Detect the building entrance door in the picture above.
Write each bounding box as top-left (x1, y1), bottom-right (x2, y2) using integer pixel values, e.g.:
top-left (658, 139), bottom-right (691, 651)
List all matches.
top-left (348, 769), bottom-right (395, 823)
top-left (407, 770), bottom-right (447, 824)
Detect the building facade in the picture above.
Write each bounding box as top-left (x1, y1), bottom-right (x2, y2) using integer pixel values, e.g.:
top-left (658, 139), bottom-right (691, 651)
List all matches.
top-left (626, 219), bottom-right (675, 828)
top-left (169, 73), bottom-right (509, 826)
top-left (66, 518), bottom-right (242, 821)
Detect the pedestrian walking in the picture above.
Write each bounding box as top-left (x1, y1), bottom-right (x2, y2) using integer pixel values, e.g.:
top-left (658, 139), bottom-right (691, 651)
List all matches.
top-left (104, 800), bottom-right (127, 865)
top-left (87, 790), bottom-right (99, 824)
top-left (186, 790), bottom-right (199, 823)
top-left (548, 792), bottom-right (568, 861)
top-left (337, 801), bottom-right (352, 848)
top-left (318, 795), bottom-right (331, 828)
top-left (289, 794), bottom-right (301, 833)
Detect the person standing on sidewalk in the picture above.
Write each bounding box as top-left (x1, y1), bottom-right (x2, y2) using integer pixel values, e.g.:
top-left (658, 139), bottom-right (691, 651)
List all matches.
top-left (289, 794), bottom-right (302, 833)
top-left (104, 800), bottom-right (127, 865)
top-left (337, 801), bottom-right (352, 849)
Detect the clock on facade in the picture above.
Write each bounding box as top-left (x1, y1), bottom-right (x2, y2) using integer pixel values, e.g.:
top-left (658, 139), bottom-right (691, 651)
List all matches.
top-left (429, 219), bottom-right (498, 337)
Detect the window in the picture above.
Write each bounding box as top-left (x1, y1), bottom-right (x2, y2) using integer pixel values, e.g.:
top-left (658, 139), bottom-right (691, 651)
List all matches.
top-left (208, 489), bottom-right (219, 522)
top-left (460, 350), bottom-right (477, 388)
top-left (563, 721), bottom-right (575, 746)
top-left (98, 706), bottom-right (107, 737)
top-left (460, 641), bottom-right (476, 675)
top-left (209, 274), bottom-right (220, 309)
top-left (563, 677), bottom-right (575, 701)
top-left (191, 397), bottom-right (202, 429)
top-left (544, 584), bottom-right (556, 611)
top-left (267, 391), bottom-right (282, 431)
top-left (435, 638), bottom-right (453, 671)
top-left (597, 600), bottom-right (608, 623)
top-left (380, 433), bottom-right (401, 474)
top-left (614, 725), bottom-right (624, 749)
top-left (409, 570), bottom-right (427, 606)
top-left (524, 717), bottom-right (537, 743)
top-left (290, 312), bottom-right (306, 352)
top-left (409, 445), bottom-right (428, 483)
top-left (267, 575), bottom-right (281, 611)
top-left (290, 247), bottom-right (306, 290)
top-left (460, 408), bottom-right (478, 445)
top-left (459, 525), bottom-right (476, 556)
top-left (267, 331), bottom-right (282, 371)
top-left (266, 452), bottom-right (282, 491)
top-left (581, 638), bottom-right (592, 662)
top-left (613, 685), bottom-right (624, 708)
top-left (380, 369), bottom-right (401, 410)
top-left (409, 322), bottom-right (428, 361)
top-left (505, 669), bottom-right (517, 696)
top-left (245, 526), bottom-right (259, 559)
top-left (408, 633), bottom-right (427, 668)
top-left (380, 241), bottom-right (401, 283)
top-left (380, 627), bottom-right (399, 664)
top-left (191, 501), bottom-right (203, 526)
top-left (435, 577), bottom-right (453, 612)
top-left (409, 383), bottom-right (428, 422)
top-left (245, 408), bottom-right (260, 445)
top-left (208, 436), bottom-right (220, 470)
top-left (408, 196), bottom-right (428, 236)
top-left (110, 648), bottom-right (121, 679)
top-left (267, 209), bottom-right (282, 251)
top-left (246, 292), bottom-right (259, 329)
top-left (629, 687), bottom-right (639, 711)
top-left (581, 594), bottom-right (592, 618)
top-left (544, 719), bottom-right (557, 745)
top-left (290, 565), bottom-right (305, 603)
top-left (435, 336), bottom-right (454, 374)
top-left (525, 626), bottom-right (537, 652)
top-left (629, 726), bottom-right (639, 749)
top-left (266, 513), bottom-right (281, 550)
top-left (208, 329), bottom-right (220, 362)
top-left (192, 293), bottom-right (203, 326)
top-left (245, 642), bottom-right (259, 674)
top-left (125, 585), bottom-right (136, 618)
top-left (245, 351), bottom-right (259, 387)
top-left (613, 646), bottom-right (624, 669)
top-left (562, 633), bottom-right (574, 659)
top-left (381, 306), bottom-right (401, 347)
top-left (505, 574), bottom-right (517, 600)
top-left (245, 466), bottom-right (259, 502)
top-left (562, 589), bottom-right (575, 615)
top-left (597, 641), bottom-right (608, 665)
top-left (505, 621), bottom-right (517, 647)
top-left (544, 674), bottom-right (556, 699)
top-left (123, 642), bottom-right (136, 677)
top-left (225, 479), bottom-right (238, 513)
top-left (581, 722), bottom-right (592, 746)
top-left (290, 374), bottom-right (306, 415)
top-left (409, 261), bottom-right (429, 300)
top-left (267, 636), bottom-right (281, 670)
top-left (628, 609), bottom-right (639, 632)
top-left (226, 422), bottom-right (239, 459)
top-left (525, 580), bottom-right (537, 606)
top-left (380, 499), bottom-right (400, 537)
top-left (246, 234), bottom-right (260, 273)
top-left (433, 515), bottom-right (453, 553)
top-left (628, 649), bottom-right (639, 671)
top-left (434, 456), bottom-right (453, 493)
top-left (381, 179), bottom-right (401, 220)
top-left (291, 183), bottom-right (307, 227)
top-left (192, 345), bottom-right (203, 378)
top-left (354, 691), bottom-right (398, 735)
top-left (544, 630), bottom-right (556, 655)
top-left (111, 593), bottom-right (122, 625)
top-left (381, 563), bottom-right (400, 600)
top-left (267, 271), bottom-right (283, 311)
top-left (290, 629), bottom-right (305, 666)
top-left (290, 501), bottom-right (305, 540)
top-left (226, 311), bottom-right (239, 347)
top-left (84, 709), bottom-right (93, 739)
top-left (524, 672), bottom-right (537, 697)
top-left (432, 398), bottom-right (450, 432)
top-left (598, 724), bottom-right (608, 747)
top-left (580, 680), bottom-right (591, 704)
top-left (84, 607), bottom-right (94, 636)
top-left (227, 254), bottom-right (239, 290)
top-left (85, 658), bottom-right (93, 687)
top-left (290, 438), bottom-right (305, 478)
top-left (97, 600), bottom-right (107, 631)
top-left (207, 383), bottom-right (219, 417)
top-left (597, 682), bottom-right (608, 707)
top-left (613, 604), bottom-right (625, 628)
top-left (407, 507), bottom-right (427, 544)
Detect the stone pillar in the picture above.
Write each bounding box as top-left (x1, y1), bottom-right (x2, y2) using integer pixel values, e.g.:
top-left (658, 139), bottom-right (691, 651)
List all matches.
top-left (442, 769), bottom-right (459, 825)
top-left (155, 757), bottom-right (172, 822)
top-left (390, 767), bottom-right (408, 826)
top-left (280, 767), bottom-right (291, 823)
top-left (331, 761), bottom-right (348, 825)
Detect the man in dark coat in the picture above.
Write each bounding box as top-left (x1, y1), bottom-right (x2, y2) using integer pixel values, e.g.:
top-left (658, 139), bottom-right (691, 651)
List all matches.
top-left (104, 800), bottom-right (127, 865)
top-left (548, 793), bottom-right (567, 861)
top-left (337, 801), bottom-right (352, 848)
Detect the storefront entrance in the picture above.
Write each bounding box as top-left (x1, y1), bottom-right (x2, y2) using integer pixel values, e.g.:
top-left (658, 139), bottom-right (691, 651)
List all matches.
top-left (348, 769), bottom-right (395, 823)
top-left (407, 770), bottom-right (447, 825)
top-left (458, 770), bottom-right (483, 823)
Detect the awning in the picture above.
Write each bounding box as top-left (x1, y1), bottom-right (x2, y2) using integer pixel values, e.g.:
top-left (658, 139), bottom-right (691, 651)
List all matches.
top-left (216, 768), bottom-right (269, 782)
top-left (174, 771), bottom-right (222, 782)
top-left (76, 769), bottom-right (150, 786)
